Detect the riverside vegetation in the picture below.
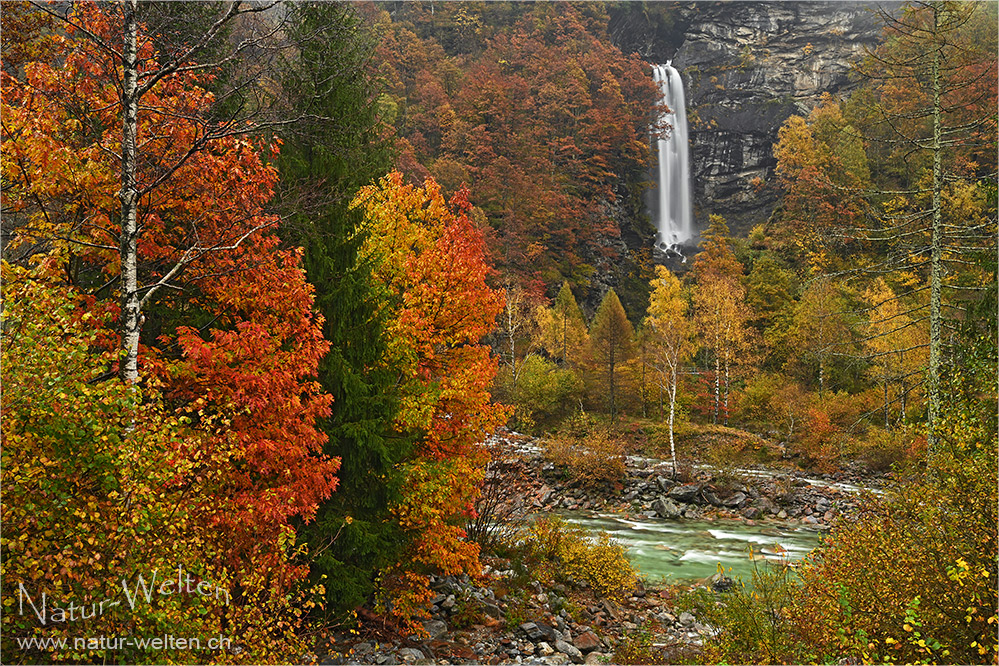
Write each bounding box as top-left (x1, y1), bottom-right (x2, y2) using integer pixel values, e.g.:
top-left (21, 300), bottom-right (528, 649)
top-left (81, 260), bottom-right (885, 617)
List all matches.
top-left (1, 2), bottom-right (996, 665)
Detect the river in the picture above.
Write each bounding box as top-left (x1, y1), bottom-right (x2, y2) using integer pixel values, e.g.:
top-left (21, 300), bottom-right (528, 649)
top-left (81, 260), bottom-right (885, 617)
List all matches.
top-left (563, 512), bottom-right (825, 584)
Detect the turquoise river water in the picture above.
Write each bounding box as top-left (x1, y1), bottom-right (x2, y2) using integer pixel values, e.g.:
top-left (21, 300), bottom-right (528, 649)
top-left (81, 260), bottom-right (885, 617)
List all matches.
top-left (563, 512), bottom-right (825, 584)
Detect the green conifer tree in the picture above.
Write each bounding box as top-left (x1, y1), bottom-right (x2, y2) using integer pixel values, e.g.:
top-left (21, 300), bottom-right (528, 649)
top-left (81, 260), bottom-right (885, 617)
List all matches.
top-left (275, 3), bottom-right (405, 617)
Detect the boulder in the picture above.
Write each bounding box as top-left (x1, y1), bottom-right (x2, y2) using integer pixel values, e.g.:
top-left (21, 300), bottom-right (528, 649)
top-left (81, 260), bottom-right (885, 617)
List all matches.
top-left (756, 496), bottom-right (779, 514)
top-left (573, 632), bottom-right (601, 653)
top-left (422, 619), bottom-right (447, 640)
top-left (723, 491), bottom-right (747, 508)
top-left (555, 639), bottom-right (584, 664)
top-left (397, 648), bottom-right (425, 662)
top-left (701, 487), bottom-right (723, 506)
top-left (710, 572), bottom-right (734, 592)
top-left (584, 652), bottom-right (606, 665)
top-left (651, 497), bottom-right (683, 519)
top-left (655, 476), bottom-right (673, 493)
top-left (482, 602), bottom-right (504, 620)
top-left (537, 642), bottom-right (555, 656)
top-left (668, 483), bottom-right (702, 503)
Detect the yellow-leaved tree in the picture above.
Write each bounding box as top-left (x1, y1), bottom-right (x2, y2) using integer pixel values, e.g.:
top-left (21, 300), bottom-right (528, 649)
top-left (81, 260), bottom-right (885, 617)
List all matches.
top-left (645, 266), bottom-right (697, 477)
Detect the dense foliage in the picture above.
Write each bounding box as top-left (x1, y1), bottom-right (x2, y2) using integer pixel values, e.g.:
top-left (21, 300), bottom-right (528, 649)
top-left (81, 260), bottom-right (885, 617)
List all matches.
top-left (1, 1), bottom-right (995, 664)
top-left (363, 2), bottom-right (658, 289)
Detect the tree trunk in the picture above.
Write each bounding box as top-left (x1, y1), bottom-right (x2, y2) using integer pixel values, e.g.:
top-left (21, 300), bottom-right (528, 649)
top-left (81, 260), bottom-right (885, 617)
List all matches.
top-left (641, 354), bottom-right (647, 418)
top-left (884, 379), bottom-right (890, 429)
top-left (668, 365), bottom-right (678, 479)
top-left (609, 349), bottom-right (616, 421)
top-left (723, 352), bottom-right (730, 427)
top-left (713, 352), bottom-right (720, 425)
top-left (927, 6), bottom-right (943, 456)
top-left (119, 0), bottom-right (141, 385)
top-left (562, 307), bottom-right (567, 365)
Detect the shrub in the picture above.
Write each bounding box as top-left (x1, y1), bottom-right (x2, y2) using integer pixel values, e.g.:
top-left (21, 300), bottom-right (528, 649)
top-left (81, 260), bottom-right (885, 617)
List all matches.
top-left (792, 408), bottom-right (841, 473)
top-left (543, 414), bottom-right (627, 487)
top-left (852, 426), bottom-right (924, 473)
top-left (613, 622), bottom-right (669, 665)
top-left (525, 517), bottom-right (636, 598)
top-left (792, 445), bottom-right (998, 665)
top-left (818, 390), bottom-right (869, 431)
top-left (508, 355), bottom-right (584, 433)
top-left (736, 374), bottom-right (809, 441)
top-left (693, 561), bottom-right (809, 664)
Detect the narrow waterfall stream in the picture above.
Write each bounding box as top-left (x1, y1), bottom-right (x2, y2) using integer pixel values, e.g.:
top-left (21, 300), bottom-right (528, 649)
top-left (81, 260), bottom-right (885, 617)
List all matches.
top-left (652, 62), bottom-right (693, 251)
top-left (563, 512), bottom-right (824, 584)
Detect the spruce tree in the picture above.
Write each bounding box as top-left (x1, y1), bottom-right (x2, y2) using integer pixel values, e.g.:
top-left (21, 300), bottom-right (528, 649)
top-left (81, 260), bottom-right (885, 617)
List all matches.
top-left (275, 3), bottom-right (405, 616)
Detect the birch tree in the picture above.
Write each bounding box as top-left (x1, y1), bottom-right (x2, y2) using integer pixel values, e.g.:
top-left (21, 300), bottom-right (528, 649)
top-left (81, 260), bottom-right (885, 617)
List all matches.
top-left (645, 266), bottom-right (695, 477)
top-left (692, 215), bottom-right (750, 426)
top-left (862, 278), bottom-right (930, 427)
top-left (15, 2), bottom-right (331, 384)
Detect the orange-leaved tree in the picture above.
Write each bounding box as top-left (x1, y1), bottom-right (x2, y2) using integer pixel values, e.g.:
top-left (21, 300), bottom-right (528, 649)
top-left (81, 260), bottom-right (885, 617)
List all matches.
top-left (353, 173), bottom-right (508, 631)
top-left (2, 5), bottom-right (337, 660)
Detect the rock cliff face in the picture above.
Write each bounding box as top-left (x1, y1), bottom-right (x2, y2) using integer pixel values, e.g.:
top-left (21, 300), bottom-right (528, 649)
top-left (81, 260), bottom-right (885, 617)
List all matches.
top-left (610, 2), bottom-right (888, 237)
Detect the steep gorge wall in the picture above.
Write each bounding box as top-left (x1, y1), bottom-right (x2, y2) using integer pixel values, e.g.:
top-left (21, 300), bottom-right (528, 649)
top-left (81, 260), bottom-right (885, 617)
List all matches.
top-left (610, 2), bottom-right (887, 237)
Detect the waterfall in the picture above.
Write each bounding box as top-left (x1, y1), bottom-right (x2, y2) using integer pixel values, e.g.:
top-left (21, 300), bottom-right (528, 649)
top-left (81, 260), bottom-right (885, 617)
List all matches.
top-left (652, 62), bottom-right (693, 251)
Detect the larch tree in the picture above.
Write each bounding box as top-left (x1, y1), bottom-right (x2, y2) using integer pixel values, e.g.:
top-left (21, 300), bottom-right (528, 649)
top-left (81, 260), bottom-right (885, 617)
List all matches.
top-left (589, 288), bottom-right (635, 420)
top-left (645, 266), bottom-right (696, 477)
top-left (692, 215), bottom-right (750, 425)
top-left (862, 278), bottom-right (929, 427)
top-left (788, 279), bottom-right (855, 398)
top-left (539, 281), bottom-right (589, 368)
top-left (849, 0), bottom-right (997, 453)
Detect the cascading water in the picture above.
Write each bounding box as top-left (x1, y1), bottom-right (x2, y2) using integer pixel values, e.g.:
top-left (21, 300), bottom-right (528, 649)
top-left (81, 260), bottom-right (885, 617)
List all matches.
top-left (652, 62), bottom-right (693, 252)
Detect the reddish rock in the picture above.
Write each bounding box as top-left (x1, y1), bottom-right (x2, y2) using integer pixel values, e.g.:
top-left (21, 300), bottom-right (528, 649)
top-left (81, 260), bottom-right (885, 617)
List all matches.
top-left (574, 631), bottom-right (601, 653)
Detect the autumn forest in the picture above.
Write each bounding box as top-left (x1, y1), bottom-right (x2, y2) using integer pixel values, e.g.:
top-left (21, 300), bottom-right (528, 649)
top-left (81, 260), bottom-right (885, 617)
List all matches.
top-left (1, 2), bottom-right (996, 665)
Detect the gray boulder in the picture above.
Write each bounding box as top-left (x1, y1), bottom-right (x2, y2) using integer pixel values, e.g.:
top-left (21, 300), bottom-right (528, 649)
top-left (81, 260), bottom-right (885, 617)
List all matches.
top-left (397, 648), bottom-right (425, 662)
top-left (668, 483), bottom-right (702, 503)
top-left (555, 639), bottom-right (584, 664)
top-left (723, 491), bottom-right (747, 508)
top-left (756, 496), bottom-right (779, 514)
top-left (701, 488), bottom-right (723, 506)
top-left (422, 619), bottom-right (447, 640)
top-left (482, 602), bottom-right (504, 620)
top-left (651, 497), bottom-right (683, 519)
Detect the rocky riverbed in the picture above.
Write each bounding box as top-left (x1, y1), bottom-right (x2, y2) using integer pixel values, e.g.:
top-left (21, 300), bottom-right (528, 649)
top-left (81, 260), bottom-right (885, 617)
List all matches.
top-left (315, 430), bottom-right (885, 665)
top-left (486, 430), bottom-right (884, 530)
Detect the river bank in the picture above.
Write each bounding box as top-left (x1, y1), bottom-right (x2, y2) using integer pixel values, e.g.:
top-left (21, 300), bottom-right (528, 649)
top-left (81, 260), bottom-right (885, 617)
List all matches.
top-left (316, 430), bottom-right (887, 665)
top-left (485, 430), bottom-right (885, 532)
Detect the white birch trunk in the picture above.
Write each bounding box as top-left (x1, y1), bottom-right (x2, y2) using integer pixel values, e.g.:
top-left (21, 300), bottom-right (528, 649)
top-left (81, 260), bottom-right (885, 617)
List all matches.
top-left (119, 0), bottom-right (141, 385)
